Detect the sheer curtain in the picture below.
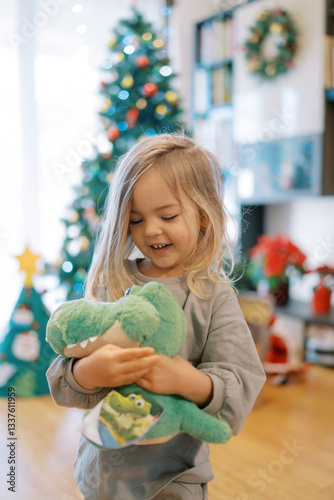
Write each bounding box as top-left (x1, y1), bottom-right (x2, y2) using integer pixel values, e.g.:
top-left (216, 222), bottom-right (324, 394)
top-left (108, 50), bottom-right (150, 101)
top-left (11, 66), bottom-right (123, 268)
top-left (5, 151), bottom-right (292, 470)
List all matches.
top-left (0, 2), bottom-right (23, 334)
top-left (0, 0), bottom-right (163, 334)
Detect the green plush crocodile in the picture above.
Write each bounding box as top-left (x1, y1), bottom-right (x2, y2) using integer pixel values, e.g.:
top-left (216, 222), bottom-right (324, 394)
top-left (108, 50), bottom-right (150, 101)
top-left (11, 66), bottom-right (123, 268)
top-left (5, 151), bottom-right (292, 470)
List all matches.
top-left (46, 281), bottom-right (232, 446)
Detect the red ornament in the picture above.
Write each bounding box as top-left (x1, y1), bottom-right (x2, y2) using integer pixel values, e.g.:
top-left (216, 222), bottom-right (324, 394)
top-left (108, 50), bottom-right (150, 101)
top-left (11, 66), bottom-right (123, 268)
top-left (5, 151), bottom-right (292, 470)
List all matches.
top-left (100, 81), bottom-right (107, 89)
top-left (102, 152), bottom-right (113, 159)
top-left (274, 8), bottom-right (284, 16)
top-left (126, 107), bottom-right (140, 128)
top-left (136, 55), bottom-right (149, 68)
top-left (141, 82), bottom-right (158, 98)
top-left (107, 126), bottom-right (121, 142)
top-left (83, 207), bottom-right (96, 220)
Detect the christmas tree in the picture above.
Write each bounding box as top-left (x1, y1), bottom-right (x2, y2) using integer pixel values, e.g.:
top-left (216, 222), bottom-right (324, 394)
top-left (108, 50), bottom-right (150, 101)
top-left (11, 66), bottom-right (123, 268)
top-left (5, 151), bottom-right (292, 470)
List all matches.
top-left (0, 247), bottom-right (56, 397)
top-left (56, 8), bottom-right (185, 300)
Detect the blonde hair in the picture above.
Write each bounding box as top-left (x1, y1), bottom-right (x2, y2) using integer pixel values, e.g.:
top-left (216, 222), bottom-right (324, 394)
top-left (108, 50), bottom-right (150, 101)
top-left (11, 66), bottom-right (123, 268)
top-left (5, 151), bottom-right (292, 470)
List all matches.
top-left (85, 133), bottom-right (233, 300)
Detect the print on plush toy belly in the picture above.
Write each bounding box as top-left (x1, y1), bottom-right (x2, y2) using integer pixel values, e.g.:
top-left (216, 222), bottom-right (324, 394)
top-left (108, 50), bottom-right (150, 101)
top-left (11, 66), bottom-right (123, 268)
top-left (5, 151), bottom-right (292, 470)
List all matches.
top-left (63, 321), bottom-right (140, 357)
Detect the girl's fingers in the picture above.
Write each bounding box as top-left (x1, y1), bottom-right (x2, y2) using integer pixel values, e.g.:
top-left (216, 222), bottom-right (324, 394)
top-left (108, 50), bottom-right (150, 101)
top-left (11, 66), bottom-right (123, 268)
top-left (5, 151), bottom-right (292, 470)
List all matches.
top-left (116, 347), bottom-right (156, 361)
top-left (118, 366), bottom-right (158, 386)
top-left (89, 346), bottom-right (159, 387)
top-left (121, 354), bottom-right (160, 374)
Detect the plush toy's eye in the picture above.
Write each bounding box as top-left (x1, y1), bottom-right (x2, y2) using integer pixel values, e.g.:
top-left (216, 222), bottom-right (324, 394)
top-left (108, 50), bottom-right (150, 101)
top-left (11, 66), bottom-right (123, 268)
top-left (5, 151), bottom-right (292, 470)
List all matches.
top-left (128, 393), bottom-right (137, 400)
top-left (124, 288), bottom-right (131, 296)
top-left (135, 399), bottom-right (145, 408)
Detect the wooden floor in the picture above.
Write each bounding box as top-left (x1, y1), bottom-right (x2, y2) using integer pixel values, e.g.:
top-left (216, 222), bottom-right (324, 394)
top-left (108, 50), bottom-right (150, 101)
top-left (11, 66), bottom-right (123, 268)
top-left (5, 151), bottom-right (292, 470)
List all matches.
top-left (0, 365), bottom-right (333, 499)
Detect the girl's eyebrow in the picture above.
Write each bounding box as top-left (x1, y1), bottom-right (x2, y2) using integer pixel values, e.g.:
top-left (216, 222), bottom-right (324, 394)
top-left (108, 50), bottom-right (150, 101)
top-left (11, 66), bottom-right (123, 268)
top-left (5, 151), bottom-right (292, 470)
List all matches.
top-left (130, 203), bottom-right (180, 214)
top-left (155, 203), bottom-right (180, 211)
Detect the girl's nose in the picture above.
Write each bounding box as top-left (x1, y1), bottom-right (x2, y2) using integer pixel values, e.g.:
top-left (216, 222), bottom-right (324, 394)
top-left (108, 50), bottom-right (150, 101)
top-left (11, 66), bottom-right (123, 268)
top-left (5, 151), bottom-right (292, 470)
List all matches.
top-left (144, 220), bottom-right (163, 237)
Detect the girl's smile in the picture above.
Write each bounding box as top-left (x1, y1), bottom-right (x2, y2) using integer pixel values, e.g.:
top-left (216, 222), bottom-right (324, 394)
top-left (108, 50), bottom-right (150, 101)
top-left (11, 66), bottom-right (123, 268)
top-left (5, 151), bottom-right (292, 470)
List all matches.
top-left (150, 243), bottom-right (173, 254)
top-left (151, 243), bottom-right (171, 249)
top-left (130, 169), bottom-right (201, 278)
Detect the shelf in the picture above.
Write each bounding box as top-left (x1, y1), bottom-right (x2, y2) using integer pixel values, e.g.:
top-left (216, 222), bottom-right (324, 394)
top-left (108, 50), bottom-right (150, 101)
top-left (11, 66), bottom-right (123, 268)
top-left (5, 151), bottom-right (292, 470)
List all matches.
top-left (197, 11), bottom-right (233, 26)
top-left (193, 2), bottom-right (334, 256)
top-left (193, 14), bottom-right (234, 113)
top-left (275, 299), bottom-right (334, 327)
top-left (195, 59), bottom-right (233, 71)
top-left (194, 104), bottom-right (233, 119)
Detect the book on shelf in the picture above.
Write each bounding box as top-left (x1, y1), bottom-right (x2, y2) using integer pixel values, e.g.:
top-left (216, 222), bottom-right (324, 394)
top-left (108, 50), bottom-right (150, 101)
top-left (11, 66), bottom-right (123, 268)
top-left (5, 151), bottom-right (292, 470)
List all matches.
top-left (212, 18), bottom-right (225, 62)
top-left (211, 67), bottom-right (225, 106)
top-left (211, 65), bottom-right (232, 106)
top-left (225, 17), bottom-right (234, 59)
top-left (224, 66), bottom-right (232, 103)
top-left (199, 22), bottom-right (213, 65)
top-left (324, 35), bottom-right (334, 88)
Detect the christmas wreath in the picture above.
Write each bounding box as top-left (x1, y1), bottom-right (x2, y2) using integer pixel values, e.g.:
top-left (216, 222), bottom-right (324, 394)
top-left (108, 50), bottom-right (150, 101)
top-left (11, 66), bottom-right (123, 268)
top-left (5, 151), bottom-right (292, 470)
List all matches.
top-left (244, 8), bottom-right (298, 80)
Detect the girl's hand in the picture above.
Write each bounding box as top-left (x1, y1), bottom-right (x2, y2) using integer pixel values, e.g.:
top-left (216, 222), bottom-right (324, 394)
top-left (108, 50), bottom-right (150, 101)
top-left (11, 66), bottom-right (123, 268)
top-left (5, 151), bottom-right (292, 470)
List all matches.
top-left (72, 344), bottom-right (160, 390)
top-left (137, 355), bottom-right (213, 408)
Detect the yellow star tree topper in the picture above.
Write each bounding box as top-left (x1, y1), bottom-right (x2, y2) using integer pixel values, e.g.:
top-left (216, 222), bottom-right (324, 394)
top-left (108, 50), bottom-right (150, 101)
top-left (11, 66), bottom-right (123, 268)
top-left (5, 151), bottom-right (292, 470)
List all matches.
top-left (15, 246), bottom-right (41, 286)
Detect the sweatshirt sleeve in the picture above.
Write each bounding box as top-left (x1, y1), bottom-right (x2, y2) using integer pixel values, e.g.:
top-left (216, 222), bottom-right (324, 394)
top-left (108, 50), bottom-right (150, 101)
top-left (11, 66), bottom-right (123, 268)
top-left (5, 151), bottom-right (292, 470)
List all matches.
top-left (46, 355), bottom-right (111, 409)
top-left (197, 288), bottom-right (266, 435)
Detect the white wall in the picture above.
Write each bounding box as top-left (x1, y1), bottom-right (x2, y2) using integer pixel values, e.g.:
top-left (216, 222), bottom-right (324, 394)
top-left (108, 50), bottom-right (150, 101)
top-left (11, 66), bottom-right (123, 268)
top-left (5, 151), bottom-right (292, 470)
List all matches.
top-left (233, 0), bottom-right (325, 142)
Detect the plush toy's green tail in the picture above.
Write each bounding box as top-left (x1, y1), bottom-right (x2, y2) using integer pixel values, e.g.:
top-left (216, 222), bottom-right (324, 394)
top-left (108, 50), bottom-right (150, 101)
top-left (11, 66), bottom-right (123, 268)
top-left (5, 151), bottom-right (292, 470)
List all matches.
top-left (119, 385), bottom-right (233, 444)
top-left (179, 401), bottom-right (233, 443)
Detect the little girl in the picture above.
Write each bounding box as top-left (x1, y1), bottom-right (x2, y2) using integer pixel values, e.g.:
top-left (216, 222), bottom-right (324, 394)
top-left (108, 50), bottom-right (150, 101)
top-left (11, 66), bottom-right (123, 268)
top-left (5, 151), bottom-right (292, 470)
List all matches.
top-left (47, 133), bottom-right (266, 500)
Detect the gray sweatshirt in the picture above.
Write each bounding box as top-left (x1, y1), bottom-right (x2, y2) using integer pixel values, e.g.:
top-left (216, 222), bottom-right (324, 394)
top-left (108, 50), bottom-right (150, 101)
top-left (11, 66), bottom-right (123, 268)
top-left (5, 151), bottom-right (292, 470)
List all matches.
top-left (46, 259), bottom-right (266, 499)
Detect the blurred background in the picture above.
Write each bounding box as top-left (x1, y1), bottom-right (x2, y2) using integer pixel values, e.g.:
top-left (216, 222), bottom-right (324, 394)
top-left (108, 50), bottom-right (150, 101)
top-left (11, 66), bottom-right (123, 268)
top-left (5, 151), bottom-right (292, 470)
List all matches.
top-left (1, 0), bottom-right (334, 367)
top-left (0, 1), bottom-right (334, 499)
top-left (1, 0), bottom-right (334, 315)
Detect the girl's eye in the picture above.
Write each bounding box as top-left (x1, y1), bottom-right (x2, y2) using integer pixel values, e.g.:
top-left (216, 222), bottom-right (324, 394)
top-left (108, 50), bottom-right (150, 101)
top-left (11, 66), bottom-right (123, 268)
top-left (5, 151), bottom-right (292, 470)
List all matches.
top-left (129, 219), bottom-right (142, 225)
top-left (162, 215), bottom-right (178, 221)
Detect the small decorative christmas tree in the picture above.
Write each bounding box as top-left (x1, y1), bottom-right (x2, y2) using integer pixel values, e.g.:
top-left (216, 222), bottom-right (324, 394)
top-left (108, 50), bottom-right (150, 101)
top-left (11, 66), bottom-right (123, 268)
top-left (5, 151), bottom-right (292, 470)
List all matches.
top-left (0, 247), bottom-right (56, 397)
top-left (56, 8), bottom-right (185, 300)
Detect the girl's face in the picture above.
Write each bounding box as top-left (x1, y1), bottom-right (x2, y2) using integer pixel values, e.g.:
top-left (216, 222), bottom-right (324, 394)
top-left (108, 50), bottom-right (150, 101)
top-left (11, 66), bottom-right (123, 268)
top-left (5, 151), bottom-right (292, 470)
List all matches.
top-left (129, 169), bottom-right (201, 278)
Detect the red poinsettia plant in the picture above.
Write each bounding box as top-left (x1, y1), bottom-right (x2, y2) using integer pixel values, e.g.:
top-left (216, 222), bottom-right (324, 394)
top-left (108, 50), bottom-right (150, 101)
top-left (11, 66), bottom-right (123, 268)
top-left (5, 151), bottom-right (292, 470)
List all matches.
top-left (247, 234), bottom-right (307, 292)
